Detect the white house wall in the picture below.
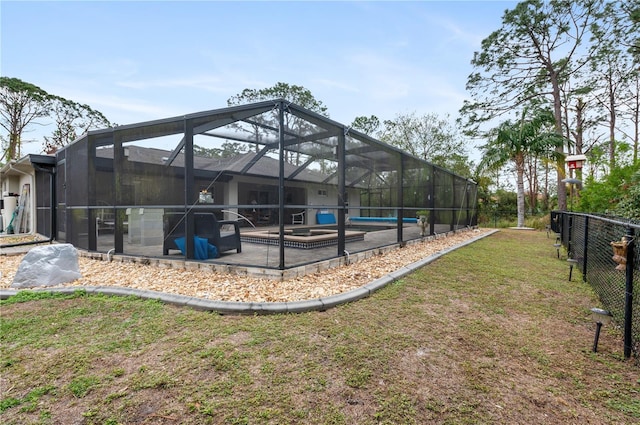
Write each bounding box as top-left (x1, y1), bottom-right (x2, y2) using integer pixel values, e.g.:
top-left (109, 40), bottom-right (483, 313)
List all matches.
top-left (1, 168), bottom-right (35, 234)
top-left (230, 175), bottom-right (360, 225)
top-left (224, 179), bottom-right (238, 221)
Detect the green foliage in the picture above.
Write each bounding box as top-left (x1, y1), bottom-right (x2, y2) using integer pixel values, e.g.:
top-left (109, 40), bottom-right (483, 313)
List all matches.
top-left (0, 77), bottom-right (53, 161)
top-left (226, 82), bottom-right (328, 164)
top-left (478, 108), bottom-right (561, 173)
top-left (0, 76), bottom-right (111, 160)
top-left (460, 0), bottom-right (602, 134)
top-left (525, 213), bottom-right (551, 230)
top-left (477, 188), bottom-right (518, 227)
top-left (380, 111), bottom-right (473, 177)
top-left (479, 108), bottom-right (562, 226)
top-left (459, 0), bottom-right (636, 212)
top-left (344, 367), bottom-right (372, 388)
top-left (43, 98), bottom-right (111, 153)
top-left (350, 115), bottom-right (381, 136)
top-left (611, 169), bottom-right (640, 219)
top-left (227, 82), bottom-right (328, 116)
top-left (193, 141), bottom-right (248, 158)
top-left (576, 163), bottom-right (640, 214)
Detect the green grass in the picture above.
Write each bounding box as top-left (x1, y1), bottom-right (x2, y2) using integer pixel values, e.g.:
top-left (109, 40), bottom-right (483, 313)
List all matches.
top-left (479, 213), bottom-right (550, 230)
top-left (1, 229), bottom-right (638, 424)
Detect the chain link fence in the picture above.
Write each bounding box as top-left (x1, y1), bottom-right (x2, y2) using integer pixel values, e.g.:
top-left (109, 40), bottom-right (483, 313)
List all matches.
top-left (551, 211), bottom-right (639, 362)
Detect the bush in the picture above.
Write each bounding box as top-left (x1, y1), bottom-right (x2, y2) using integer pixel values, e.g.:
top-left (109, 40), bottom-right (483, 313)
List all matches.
top-left (612, 169), bottom-right (640, 220)
top-left (577, 164), bottom-right (640, 214)
top-left (524, 214), bottom-right (550, 230)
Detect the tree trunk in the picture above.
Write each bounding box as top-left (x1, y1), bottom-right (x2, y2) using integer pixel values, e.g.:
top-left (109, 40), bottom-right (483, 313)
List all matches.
top-left (574, 98), bottom-right (585, 154)
top-left (526, 156), bottom-right (537, 214)
top-left (544, 161), bottom-right (550, 211)
top-left (633, 77), bottom-right (639, 164)
top-left (8, 131), bottom-right (19, 161)
top-left (608, 78), bottom-right (617, 169)
top-left (549, 70), bottom-right (567, 211)
top-left (516, 153), bottom-right (526, 228)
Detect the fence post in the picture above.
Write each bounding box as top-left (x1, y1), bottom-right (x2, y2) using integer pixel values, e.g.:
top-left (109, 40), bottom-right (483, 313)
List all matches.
top-left (624, 227), bottom-right (635, 359)
top-left (582, 216), bottom-right (589, 282)
top-left (567, 214), bottom-right (574, 257)
top-left (561, 212), bottom-right (567, 248)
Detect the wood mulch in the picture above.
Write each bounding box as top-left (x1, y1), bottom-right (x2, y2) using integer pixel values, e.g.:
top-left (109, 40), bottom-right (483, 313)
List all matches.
top-left (0, 229), bottom-right (492, 303)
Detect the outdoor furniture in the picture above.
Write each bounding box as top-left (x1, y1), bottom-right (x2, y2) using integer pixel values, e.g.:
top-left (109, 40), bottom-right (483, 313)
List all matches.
top-left (316, 211), bottom-right (336, 225)
top-left (163, 212), bottom-right (241, 256)
top-left (291, 210), bottom-right (305, 225)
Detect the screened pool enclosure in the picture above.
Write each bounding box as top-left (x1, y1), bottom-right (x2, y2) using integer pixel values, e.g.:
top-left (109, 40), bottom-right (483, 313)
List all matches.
top-left (55, 99), bottom-right (477, 270)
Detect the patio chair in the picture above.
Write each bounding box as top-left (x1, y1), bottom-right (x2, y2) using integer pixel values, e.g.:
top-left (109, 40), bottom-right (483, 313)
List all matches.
top-left (163, 212), bottom-right (241, 256)
top-left (291, 210), bottom-right (305, 225)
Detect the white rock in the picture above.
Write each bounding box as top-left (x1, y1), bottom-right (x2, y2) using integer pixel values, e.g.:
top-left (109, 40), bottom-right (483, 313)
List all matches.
top-left (11, 244), bottom-right (81, 288)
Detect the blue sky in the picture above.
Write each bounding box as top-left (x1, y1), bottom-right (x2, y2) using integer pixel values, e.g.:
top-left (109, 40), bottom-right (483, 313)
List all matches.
top-left (2, 1), bottom-right (517, 156)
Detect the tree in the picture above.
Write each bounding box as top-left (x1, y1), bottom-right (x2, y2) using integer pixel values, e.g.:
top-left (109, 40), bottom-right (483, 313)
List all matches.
top-left (193, 141), bottom-right (248, 159)
top-left (618, 65), bottom-right (640, 164)
top-left (227, 82), bottom-right (328, 115)
top-left (620, 0), bottom-right (640, 63)
top-left (0, 77), bottom-right (53, 162)
top-left (461, 0), bottom-right (606, 211)
top-left (1, 77), bottom-right (112, 161)
top-left (478, 109), bottom-right (563, 227)
top-left (227, 83), bottom-right (329, 163)
top-left (350, 115), bottom-right (381, 136)
top-left (43, 98), bottom-right (111, 154)
top-left (612, 168), bottom-right (640, 219)
top-left (379, 112), bottom-right (473, 177)
top-left (587, 1), bottom-right (639, 169)
top-left (577, 161), bottom-right (640, 214)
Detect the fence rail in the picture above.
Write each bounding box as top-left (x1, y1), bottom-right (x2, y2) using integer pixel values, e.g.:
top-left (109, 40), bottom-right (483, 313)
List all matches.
top-left (551, 211), bottom-right (638, 361)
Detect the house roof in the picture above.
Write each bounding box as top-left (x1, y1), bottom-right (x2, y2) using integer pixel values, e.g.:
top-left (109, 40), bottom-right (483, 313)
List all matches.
top-left (0, 154), bottom-right (55, 178)
top-left (96, 145), bottom-right (330, 184)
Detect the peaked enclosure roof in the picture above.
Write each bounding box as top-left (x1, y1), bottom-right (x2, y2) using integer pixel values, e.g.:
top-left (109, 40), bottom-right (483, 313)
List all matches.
top-left (81, 98), bottom-right (461, 182)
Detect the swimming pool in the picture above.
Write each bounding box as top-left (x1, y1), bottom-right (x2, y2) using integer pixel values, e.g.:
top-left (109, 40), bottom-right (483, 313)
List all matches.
top-left (349, 216), bottom-right (418, 224)
top-left (241, 228), bottom-right (366, 249)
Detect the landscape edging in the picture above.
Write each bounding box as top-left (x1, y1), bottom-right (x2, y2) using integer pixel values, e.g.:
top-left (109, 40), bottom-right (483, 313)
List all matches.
top-left (0, 229), bottom-right (500, 314)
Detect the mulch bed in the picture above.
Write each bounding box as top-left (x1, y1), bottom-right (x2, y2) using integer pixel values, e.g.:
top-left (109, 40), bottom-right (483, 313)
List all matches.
top-left (0, 229), bottom-right (491, 302)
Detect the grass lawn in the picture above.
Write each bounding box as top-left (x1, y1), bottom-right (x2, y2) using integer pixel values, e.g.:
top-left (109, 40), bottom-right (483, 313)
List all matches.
top-left (1, 229), bottom-right (638, 424)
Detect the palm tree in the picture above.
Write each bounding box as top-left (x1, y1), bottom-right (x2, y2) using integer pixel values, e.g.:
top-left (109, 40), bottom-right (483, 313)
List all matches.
top-left (479, 109), bottom-right (565, 227)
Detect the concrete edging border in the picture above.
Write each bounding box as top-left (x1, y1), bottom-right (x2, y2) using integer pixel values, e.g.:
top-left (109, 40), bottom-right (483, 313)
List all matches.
top-left (0, 229), bottom-right (500, 314)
